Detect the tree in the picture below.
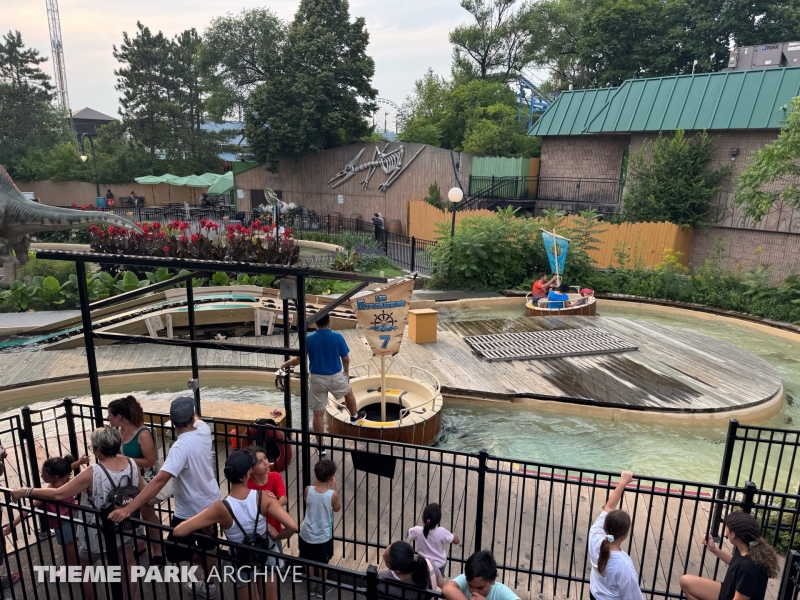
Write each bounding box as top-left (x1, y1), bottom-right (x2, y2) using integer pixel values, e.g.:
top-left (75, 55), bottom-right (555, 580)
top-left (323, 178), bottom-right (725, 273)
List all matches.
top-left (200, 9), bottom-right (286, 122)
top-left (398, 69), bottom-right (450, 145)
top-left (114, 22), bottom-right (171, 156)
top-left (623, 130), bottom-right (730, 228)
top-left (246, 0), bottom-right (377, 170)
top-left (0, 31), bottom-right (72, 178)
top-left (13, 142), bottom-right (90, 182)
top-left (736, 96), bottom-right (800, 221)
top-left (449, 0), bottom-right (532, 82)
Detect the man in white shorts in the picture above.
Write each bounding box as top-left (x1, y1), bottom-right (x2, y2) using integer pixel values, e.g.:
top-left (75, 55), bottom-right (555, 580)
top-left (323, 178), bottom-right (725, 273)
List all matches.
top-left (281, 314), bottom-right (366, 455)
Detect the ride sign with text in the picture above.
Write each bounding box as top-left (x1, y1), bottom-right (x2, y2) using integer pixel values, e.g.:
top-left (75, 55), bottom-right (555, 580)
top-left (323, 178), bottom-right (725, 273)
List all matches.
top-left (351, 278), bottom-right (415, 356)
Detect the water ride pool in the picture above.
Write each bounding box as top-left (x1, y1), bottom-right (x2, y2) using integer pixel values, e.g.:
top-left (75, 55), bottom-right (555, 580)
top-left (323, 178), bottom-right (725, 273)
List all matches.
top-left (3, 302), bottom-right (796, 482)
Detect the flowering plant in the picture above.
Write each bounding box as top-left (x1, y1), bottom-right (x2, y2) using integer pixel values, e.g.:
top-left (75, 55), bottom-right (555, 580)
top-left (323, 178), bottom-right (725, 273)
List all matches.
top-left (89, 219), bottom-right (299, 265)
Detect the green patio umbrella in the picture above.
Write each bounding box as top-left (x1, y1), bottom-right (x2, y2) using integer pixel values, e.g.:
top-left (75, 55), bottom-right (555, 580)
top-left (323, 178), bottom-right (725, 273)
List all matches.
top-left (206, 171), bottom-right (234, 196)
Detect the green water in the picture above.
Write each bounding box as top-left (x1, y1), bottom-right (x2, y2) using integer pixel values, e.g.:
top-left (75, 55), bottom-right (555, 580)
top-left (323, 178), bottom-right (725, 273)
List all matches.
top-left (31, 303), bottom-right (800, 483)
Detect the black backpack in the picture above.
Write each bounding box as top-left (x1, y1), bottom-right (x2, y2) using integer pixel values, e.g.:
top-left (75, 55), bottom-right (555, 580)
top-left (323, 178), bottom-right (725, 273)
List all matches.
top-left (223, 491), bottom-right (274, 565)
top-left (95, 460), bottom-right (141, 531)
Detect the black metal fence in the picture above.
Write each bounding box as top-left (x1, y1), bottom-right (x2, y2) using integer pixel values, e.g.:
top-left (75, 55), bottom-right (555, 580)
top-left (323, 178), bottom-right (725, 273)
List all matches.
top-left (52, 205), bottom-right (240, 224)
top-left (2, 399), bottom-right (800, 600)
top-left (277, 214), bottom-right (436, 277)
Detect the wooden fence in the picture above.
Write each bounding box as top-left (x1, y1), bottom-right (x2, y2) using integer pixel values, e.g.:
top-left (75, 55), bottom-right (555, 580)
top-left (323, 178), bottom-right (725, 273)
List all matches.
top-left (18, 180), bottom-right (208, 207)
top-left (406, 201), bottom-right (495, 240)
top-left (406, 201), bottom-right (693, 268)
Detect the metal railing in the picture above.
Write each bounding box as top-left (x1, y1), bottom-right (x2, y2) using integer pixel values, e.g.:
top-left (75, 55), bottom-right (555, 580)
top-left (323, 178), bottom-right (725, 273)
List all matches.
top-left (277, 214), bottom-right (437, 277)
top-left (3, 399), bottom-right (800, 600)
top-left (51, 204), bottom-right (240, 223)
top-left (536, 177), bottom-right (621, 205)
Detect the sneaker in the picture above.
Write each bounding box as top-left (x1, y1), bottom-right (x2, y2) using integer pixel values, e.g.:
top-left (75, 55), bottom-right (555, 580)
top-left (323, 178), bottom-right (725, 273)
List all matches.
top-left (309, 583), bottom-right (319, 597)
top-left (350, 410), bottom-right (367, 423)
top-left (185, 582), bottom-right (218, 599)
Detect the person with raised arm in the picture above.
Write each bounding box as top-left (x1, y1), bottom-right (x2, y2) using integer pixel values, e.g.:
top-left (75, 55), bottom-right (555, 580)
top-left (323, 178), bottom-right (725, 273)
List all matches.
top-left (589, 471), bottom-right (643, 600)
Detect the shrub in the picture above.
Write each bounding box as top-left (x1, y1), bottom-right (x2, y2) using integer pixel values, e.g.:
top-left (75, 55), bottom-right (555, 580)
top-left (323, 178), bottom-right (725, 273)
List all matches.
top-left (18, 254), bottom-right (76, 285)
top-left (623, 130), bottom-right (731, 228)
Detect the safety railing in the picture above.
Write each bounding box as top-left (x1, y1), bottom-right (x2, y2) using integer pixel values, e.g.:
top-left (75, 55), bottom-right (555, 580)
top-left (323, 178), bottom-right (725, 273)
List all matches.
top-left (5, 399), bottom-right (800, 600)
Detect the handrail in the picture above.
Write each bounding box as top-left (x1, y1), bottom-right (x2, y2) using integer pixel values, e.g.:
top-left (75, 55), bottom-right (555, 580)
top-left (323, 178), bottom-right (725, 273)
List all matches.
top-left (398, 366), bottom-right (442, 423)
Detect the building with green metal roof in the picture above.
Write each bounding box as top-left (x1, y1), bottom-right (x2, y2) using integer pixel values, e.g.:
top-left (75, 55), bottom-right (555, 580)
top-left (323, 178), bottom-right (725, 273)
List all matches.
top-left (528, 66), bottom-right (800, 284)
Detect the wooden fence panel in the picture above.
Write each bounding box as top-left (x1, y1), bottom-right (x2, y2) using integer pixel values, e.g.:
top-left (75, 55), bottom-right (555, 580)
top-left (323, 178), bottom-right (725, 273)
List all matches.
top-left (20, 180), bottom-right (205, 207)
top-left (406, 201), bottom-right (692, 269)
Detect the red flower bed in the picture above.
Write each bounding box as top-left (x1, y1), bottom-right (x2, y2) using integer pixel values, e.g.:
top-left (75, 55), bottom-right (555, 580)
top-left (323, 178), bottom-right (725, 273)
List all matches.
top-left (89, 219), bottom-right (299, 265)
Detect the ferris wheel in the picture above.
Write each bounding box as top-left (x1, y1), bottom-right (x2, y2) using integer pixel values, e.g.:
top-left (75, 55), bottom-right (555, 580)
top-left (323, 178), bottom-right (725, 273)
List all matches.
top-left (371, 98), bottom-right (399, 135)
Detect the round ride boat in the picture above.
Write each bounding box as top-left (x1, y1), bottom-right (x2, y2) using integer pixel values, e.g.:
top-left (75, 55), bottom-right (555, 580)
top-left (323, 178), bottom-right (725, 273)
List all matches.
top-left (325, 363), bottom-right (443, 445)
top-left (525, 289), bottom-right (597, 317)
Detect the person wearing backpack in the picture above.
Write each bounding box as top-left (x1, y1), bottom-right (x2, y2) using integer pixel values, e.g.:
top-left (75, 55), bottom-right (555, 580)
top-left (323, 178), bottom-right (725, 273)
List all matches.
top-left (13, 426), bottom-right (143, 600)
top-left (174, 450), bottom-right (298, 600)
top-left (110, 396), bottom-right (222, 598)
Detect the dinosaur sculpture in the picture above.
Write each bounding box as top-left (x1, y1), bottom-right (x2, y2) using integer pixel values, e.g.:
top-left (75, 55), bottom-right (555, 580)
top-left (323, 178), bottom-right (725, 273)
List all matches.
top-left (0, 165), bottom-right (143, 286)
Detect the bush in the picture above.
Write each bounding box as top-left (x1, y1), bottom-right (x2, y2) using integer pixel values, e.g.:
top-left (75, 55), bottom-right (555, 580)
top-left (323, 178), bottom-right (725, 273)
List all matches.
top-left (623, 130), bottom-right (731, 228)
top-left (18, 254), bottom-right (76, 285)
top-left (35, 229), bottom-right (92, 244)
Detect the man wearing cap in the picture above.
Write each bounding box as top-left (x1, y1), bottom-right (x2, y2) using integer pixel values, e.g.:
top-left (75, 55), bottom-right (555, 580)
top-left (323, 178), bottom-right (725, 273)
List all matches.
top-left (110, 396), bottom-right (222, 598)
top-left (280, 313), bottom-right (366, 456)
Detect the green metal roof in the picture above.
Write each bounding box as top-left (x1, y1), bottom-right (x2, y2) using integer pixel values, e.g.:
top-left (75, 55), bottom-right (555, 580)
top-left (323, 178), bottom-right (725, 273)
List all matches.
top-left (527, 88), bottom-right (617, 136)
top-left (529, 67), bottom-right (800, 136)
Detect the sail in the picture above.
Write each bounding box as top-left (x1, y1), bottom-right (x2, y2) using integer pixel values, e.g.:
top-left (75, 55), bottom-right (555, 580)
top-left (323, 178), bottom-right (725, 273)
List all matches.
top-left (350, 278), bottom-right (415, 356)
top-left (542, 230), bottom-right (569, 276)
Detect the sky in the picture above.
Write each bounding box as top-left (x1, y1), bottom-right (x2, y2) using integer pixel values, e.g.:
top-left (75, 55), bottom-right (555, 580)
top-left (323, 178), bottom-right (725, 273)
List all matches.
top-left (5, 0), bottom-right (468, 122)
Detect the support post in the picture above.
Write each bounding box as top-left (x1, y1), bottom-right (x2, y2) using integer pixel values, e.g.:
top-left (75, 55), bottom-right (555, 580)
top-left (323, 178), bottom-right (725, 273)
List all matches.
top-left (297, 275), bottom-right (311, 489)
top-left (99, 503), bottom-right (125, 598)
top-left (186, 277), bottom-right (201, 415)
top-left (21, 406), bottom-right (49, 535)
top-left (410, 237), bottom-right (416, 272)
top-left (741, 481), bottom-right (757, 514)
top-left (282, 298), bottom-right (293, 429)
top-left (76, 261), bottom-right (103, 427)
top-left (474, 448), bottom-right (489, 553)
top-left (365, 565), bottom-right (379, 600)
top-left (63, 398), bottom-right (81, 477)
top-left (450, 205), bottom-right (457, 238)
top-left (380, 356), bottom-right (387, 422)
top-left (713, 419), bottom-right (739, 539)
top-left (779, 550), bottom-right (800, 600)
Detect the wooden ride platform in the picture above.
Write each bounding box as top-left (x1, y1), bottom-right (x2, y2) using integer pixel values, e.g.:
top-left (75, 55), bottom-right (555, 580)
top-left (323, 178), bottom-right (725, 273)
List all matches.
top-left (0, 315), bottom-right (783, 416)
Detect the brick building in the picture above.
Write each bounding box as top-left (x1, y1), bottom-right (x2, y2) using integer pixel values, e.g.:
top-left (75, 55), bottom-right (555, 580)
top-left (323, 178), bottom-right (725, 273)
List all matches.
top-left (529, 67), bottom-right (800, 283)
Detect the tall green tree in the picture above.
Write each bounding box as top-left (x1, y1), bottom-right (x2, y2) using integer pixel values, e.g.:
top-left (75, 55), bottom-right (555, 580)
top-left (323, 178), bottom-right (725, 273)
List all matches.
top-left (114, 22), bottom-right (171, 156)
top-left (449, 0), bottom-right (533, 82)
top-left (736, 96), bottom-right (800, 221)
top-left (246, 0), bottom-right (377, 170)
top-left (0, 31), bottom-right (72, 178)
top-left (200, 9), bottom-right (286, 122)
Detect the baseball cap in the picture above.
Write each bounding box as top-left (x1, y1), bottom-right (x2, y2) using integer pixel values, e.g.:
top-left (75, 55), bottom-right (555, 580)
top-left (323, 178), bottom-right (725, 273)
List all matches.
top-left (225, 449), bottom-right (257, 480)
top-left (170, 396), bottom-right (196, 423)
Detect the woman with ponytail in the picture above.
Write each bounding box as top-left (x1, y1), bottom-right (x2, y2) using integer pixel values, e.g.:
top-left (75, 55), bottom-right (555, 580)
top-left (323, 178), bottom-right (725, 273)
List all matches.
top-left (108, 395), bottom-right (164, 562)
top-left (378, 541), bottom-right (445, 600)
top-left (589, 471), bottom-right (643, 600)
top-left (409, 503), bottom-right (460, 576)
top-left (680, 511), bottom-right (779, 600)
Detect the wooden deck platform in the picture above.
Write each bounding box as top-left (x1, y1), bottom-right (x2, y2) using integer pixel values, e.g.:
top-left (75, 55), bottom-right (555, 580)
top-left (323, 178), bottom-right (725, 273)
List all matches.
top-left (0, 315), bottom-right (782, 416)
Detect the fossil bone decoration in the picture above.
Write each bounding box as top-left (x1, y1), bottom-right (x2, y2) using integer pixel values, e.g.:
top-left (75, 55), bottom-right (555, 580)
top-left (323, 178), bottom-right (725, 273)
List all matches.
top-left (328, 144), bottom-right (426, 192)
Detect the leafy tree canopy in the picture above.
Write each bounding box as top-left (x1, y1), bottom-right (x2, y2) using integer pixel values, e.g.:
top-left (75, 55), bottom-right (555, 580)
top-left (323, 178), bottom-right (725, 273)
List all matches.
top-left (736, 96), bottom-right (800, 221)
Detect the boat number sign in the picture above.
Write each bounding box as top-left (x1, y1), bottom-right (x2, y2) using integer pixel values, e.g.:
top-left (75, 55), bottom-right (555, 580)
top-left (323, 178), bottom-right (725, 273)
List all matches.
top-left (351, 278), bottom-right (415, 356)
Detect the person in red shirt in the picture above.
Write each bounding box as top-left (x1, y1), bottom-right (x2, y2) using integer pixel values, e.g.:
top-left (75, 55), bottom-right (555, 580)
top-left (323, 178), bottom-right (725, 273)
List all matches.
top-left (531, 272), bottom-right (557, 302)
top-left (246, 445), bottom-right (289, 554)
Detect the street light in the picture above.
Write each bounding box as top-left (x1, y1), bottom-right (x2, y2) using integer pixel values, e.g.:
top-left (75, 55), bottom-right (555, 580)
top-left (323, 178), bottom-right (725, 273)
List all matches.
top-left (448, 187), bottom-right (463, 237)
top-left (80, 133), bottom-right (100, 199)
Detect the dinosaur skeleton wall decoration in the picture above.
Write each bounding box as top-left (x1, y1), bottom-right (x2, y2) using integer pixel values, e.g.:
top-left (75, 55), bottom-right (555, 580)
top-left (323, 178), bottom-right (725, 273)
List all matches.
top-left (328, 144), bottom-right (426, 193)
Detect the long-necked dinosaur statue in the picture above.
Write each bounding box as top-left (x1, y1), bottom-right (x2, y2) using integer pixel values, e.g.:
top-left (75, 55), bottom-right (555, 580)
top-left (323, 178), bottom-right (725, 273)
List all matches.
top-left (0, 165), bottom-right (142, 286)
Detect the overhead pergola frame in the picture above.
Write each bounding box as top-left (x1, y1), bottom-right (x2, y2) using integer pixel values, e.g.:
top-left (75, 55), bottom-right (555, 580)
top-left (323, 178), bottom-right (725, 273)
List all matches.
top-left (33, 250), bottom-right (388, 486)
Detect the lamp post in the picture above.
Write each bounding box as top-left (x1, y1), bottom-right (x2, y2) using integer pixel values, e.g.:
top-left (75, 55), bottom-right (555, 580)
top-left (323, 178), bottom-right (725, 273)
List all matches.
top-left (448, 187), bottom-right (463, 237)
top-left (80, 133), bottom-right (100, 199)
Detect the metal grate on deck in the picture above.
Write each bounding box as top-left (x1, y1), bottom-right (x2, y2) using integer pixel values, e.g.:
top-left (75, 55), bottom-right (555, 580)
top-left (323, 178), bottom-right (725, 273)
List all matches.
top-left (462, 327), bottom-right (638, 362)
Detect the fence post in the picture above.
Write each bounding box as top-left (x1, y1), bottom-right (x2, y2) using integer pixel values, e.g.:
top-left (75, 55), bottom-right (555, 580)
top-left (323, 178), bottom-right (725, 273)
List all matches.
top-left (474, 449), bottom-right (489, 554)
top-left (713, 419), bottom-right (740, 539)
top-left (741, 481), bottom-right (757, 514)
top-left (779, 550), bottom-right (800, 600)
top-left (327, 216), bottom-right (331, 242)
top-left (20, 406), bottom-right (49, 536)
top-left (99, 503), bottom-right (125, 598)
top-left (383, 229), bottom-right (388, 255)
top-left (365, 565), bottom-right (379, 600)
top-left (410, 237), bottom-right (416, 272)
top-left (63, 398), bottom-right (81, 477)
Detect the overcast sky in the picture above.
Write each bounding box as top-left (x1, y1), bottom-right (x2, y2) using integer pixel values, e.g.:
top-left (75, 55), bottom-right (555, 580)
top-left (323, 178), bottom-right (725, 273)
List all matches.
top-left (6, 0), bottom-right (466, 121)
